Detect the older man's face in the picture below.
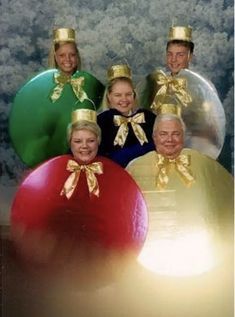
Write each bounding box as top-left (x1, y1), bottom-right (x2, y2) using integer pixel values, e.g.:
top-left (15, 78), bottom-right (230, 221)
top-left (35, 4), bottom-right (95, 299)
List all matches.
top-left (153, 119), bottom-right (184, 159)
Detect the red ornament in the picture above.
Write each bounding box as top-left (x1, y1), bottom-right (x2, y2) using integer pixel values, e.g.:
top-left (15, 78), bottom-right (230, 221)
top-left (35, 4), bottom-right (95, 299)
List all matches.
top-left (11, 155), bottom-right (148, 283)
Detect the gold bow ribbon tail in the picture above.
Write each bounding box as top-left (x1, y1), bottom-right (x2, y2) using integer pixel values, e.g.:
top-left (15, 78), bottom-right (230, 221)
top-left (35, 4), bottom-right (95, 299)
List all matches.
top-left (60, 160), bottom-right (103, 199)
top-left (151, 70), bottom-right (192, 112)
top-left (113, 113), bottom-right (148, 147)
top-left (155, 153), bottom-right (195, 190)
top-left (50, 72), bottom-right (89, 103)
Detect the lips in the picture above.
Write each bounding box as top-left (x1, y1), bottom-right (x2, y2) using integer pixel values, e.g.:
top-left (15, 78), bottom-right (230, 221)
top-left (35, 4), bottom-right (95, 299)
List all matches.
top-left (79, 151), bottom-right (92, 155)
top-left (119, 102), bottom-right (129, 106)
top-left (62, 64), bottom-right (73, 69)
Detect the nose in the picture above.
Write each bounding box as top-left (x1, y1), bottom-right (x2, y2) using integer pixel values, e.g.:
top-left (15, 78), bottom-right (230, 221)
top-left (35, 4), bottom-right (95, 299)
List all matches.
top-left (64, 54), bottom-right (71, 62)
top-left (81, 141), bottom-right (88, 148)
top-left (166, 134), bottom-right (173, 142)
top-left (171, 54), bottom-right (177, 62)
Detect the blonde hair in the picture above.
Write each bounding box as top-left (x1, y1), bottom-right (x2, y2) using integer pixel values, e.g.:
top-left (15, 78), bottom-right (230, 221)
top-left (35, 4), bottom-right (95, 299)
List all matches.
top-left (67, 120), bottom-right (101, 145)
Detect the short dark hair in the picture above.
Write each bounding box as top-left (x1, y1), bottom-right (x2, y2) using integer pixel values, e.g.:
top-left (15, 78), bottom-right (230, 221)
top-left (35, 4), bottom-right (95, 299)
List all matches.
top-left (167, 40), bottom-right (194, 54)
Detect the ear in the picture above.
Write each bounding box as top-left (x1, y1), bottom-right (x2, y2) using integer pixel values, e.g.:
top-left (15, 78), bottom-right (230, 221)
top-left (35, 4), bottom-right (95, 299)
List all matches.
top-left (188, 53), bottom-right (193, 63)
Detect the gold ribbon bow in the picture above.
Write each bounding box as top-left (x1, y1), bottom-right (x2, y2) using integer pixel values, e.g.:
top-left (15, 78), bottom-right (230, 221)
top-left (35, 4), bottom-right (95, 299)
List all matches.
top-left (113, 112), bottom-right (148, 147)
top-left (60, 160), bottom-right (103, 199)
top-left (155, 153), bottom-right (195, 190)
top-left (151, 70), bottom-right (192, 112)
top-left (50, 72), bottom-right (89, 103)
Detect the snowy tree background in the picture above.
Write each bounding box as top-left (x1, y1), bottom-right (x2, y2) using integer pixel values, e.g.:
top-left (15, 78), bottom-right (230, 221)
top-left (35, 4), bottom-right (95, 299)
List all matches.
top-left (0, 0), bottom-right (234, 221)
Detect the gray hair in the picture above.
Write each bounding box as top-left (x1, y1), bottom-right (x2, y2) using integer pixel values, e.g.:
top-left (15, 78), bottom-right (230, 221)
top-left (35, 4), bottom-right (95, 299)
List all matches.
top-left (67, 120), bottom-right (101, 144)
top-left (153, 114), bottom-right (186, 135)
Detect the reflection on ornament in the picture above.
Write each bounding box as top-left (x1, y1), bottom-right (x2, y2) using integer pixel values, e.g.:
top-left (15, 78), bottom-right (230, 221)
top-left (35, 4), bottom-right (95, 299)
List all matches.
top-left (126, 149), bottom-right (233, 277)
top-left (138, 225), bottom-right (216, 277)
top-left (136, 68), bottom-right (226, 159)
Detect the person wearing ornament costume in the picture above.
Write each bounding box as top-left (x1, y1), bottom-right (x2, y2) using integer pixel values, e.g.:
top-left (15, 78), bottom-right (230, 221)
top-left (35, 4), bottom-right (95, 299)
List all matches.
top-left (166, 25), bottom-right (194, 76)
top-left (9, 27), bottom-right (105, 167)
top-left (48, 27), bottom-right (82, 75)
top-left (97, 64), bottom-right (156, 167)
top-left (126, 107), bottom-right (233, 277)
top-left (137, 25), bottom-right (226, 161)
top-left (10, 106), bottom-right (148, 280)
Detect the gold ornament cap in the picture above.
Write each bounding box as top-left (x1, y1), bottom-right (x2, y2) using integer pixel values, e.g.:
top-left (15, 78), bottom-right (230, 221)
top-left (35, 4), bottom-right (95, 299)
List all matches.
top-left (168, 26), bottom-right (192, 42)
top-left (53, 28), bottom-right (76, 43)
top-left (156, 103), bottom-right (181, 116)
top-left (71, 109), bottom-right (97, 124)
top-left (107, 64), bottom-right (132, 81)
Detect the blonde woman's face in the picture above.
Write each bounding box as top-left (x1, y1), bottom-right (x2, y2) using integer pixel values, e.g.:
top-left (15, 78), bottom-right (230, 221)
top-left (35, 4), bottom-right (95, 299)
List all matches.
top-left (107, 81), bottom-right (135, 115)
top-left (55, 43), bottom-right (78, 76)
top-left (70, 129), bottom-right (99, 164)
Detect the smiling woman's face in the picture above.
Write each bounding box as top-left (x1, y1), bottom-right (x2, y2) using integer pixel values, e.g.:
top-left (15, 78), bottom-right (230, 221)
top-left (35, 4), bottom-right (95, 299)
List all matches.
top-left (70, 129), bottom-right (99, 164)
top-left (107, 80), bottom-right (135, 115)
top-left (54, 42), bottom-right (78, 75)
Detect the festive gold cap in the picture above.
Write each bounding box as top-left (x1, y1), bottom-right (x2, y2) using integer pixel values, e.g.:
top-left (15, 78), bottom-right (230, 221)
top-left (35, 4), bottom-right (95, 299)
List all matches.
top-left (53, 28), bottom-right (76, 43)
top-left (155, 103), bottom-right (181, 116)
top-left (71, 109), bottom-right (97, 125)
top-left (107, 64), bottom-right (132, 81)
top-left (168, 26), bottom-right (192, 42)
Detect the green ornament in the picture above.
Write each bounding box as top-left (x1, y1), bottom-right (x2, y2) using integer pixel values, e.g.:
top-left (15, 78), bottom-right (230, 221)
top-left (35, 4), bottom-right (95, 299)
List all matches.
top-left (9, 69), bottom-right (104, 167)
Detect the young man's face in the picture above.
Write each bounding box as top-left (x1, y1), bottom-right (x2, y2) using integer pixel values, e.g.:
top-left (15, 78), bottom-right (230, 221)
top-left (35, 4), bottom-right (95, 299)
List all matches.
top-left (166, 43), bottom-right (192, 75)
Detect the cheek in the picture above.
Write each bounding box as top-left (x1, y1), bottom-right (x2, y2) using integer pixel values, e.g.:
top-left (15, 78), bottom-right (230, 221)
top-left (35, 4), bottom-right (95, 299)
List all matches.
top-left (92, 143), bottom-right (99, 153)
top-left (166, 56), bottom-right (171, 62)
top-left (71, 56), bottom-right (77, 64)
top-left (110, 97), bottom-right (118, 105)
top-left (153, 135), bottom-right (162, 147)
top-left (173, 137), bottom-right (183, 146)
top-left (71, 142), bottom-right (79, 152)
top-left (55, 54), bottom-right (61, 62)
top-left (181, 57), bottom-right (188, 65)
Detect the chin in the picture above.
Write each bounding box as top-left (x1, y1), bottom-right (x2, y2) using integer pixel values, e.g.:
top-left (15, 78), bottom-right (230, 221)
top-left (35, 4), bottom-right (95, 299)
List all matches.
top-left (163, 150), bottom-right (178, 157)
top-left (73, 156), bottom-right (93, 164)
top-left (80, 158), bottom-right (93, 164)
top-left (170, 69), bottom-right (180, 74)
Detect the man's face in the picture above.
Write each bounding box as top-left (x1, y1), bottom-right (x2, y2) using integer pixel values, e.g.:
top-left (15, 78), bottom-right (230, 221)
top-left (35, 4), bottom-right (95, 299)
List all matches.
top-left (153, 119), bottom-right (184, 159)
top-left (166, 43), bottom-right (192, 75)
